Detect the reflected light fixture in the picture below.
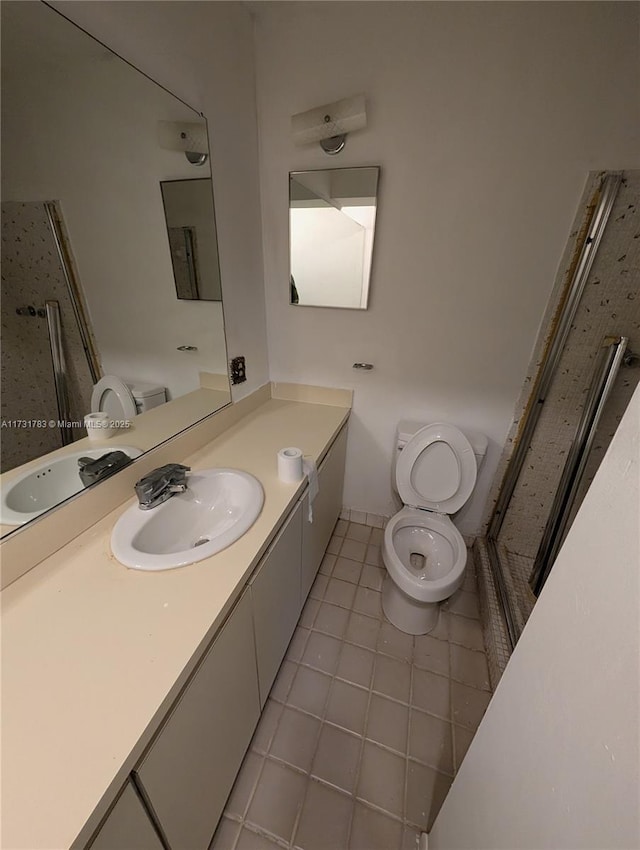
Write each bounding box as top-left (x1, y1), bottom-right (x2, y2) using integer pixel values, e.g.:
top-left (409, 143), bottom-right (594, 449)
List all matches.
top-left (291, 94), bottom-right (367, 155)
top-left (157, 120), bottom-right (209, 166)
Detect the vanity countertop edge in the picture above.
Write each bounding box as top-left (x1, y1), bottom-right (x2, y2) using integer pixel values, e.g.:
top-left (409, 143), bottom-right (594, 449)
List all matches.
top-left (1, 395), bottom-right (350, 850)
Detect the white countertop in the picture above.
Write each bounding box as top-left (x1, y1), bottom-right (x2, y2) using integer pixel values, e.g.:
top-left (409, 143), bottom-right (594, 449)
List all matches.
top-left (1, 397), bottom-right (349, 850)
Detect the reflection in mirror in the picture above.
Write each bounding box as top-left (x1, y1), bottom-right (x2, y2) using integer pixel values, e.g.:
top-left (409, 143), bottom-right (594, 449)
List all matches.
top-left (0, 1), bottom-right (231, 535)
top-left (289, 166), bottom-right (380, 309)
top-left (160, 179), bottom-right (222, 301)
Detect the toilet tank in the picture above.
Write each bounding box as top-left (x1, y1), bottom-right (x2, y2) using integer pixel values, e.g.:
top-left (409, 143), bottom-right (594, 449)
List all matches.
top-left (128, 381), bottom-right (166, 413)
top-left (396, 420), bottom-right (488, 470)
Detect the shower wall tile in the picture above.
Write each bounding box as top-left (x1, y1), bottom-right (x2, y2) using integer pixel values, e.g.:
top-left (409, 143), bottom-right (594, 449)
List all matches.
top-left (1, 202), bottom-right (95, 472)
top-left (498, 172), bottom-right (640, 561)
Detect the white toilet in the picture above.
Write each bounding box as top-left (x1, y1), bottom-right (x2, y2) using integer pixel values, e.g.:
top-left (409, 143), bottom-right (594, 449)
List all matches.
top-left (91, 375), bottom-right (167, 421)
top-left (382, 421), bottom-right (487, 635)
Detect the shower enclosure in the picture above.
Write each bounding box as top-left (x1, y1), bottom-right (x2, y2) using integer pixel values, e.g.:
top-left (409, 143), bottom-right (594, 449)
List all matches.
top-left (477, 170), bottom-right (640, 680)
top-left (1, 201), bottom-right (100, 472)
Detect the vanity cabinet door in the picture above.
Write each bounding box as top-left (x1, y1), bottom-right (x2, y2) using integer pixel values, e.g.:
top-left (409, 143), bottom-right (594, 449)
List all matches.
top-left (301, 424), bottom-right (348, 604)
top-left (250, 501), bottom-right (303, 706)
top-left (134, 590), bottom-right (260, 850)
top-left (88, 782), bottom-right (163, 850)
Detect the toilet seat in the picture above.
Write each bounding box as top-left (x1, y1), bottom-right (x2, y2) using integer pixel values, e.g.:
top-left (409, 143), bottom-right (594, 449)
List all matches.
top-left (383, 506), bottom-right (466, 603)
top-left (396, 422), bottom-right (477, 514)
top-left (91, 375), bottom-right (137, 420)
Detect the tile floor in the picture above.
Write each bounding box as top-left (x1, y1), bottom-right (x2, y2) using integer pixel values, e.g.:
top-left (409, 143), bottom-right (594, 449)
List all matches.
top-left (211, 520), bottom-right (492, 850)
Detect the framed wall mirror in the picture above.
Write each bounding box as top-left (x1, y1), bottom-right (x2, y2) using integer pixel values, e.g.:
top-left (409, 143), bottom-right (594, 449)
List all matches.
top-left (160, 178), bottom-right (222, 301)
top-left (289, 166), bottom-right (380, 309)
top-left (0, 1), bottom-right (231, 537)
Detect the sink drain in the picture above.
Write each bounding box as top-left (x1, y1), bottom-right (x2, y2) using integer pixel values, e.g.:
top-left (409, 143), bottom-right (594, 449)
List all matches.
top-left (193, 536), bottom-right (211, 548)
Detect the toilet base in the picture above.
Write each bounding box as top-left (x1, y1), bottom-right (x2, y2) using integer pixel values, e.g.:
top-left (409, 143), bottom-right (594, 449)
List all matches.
top-left (382, 574), bottom-right (440, 635)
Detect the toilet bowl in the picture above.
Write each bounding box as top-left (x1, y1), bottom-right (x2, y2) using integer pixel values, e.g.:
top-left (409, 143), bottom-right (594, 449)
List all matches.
top-left (382, 421), bottom-right (487, 635)
top-left (91, 375), bottom-right (167, 421)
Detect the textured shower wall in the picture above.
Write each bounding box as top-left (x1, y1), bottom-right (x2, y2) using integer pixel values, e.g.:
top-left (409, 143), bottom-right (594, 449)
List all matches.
top-left (1, 202), bottom-right (95, 471)
top-left (498, 172), bottom-right (640, 559)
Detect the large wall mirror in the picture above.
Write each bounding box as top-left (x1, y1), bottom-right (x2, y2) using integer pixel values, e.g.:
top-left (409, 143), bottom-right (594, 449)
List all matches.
top-left (289, 166), bottom-right (380, 309)
top-left (0, 1), bottom-right (231, 536)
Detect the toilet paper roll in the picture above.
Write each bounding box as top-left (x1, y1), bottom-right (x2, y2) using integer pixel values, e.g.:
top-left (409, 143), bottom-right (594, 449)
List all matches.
top-left (278, 447), bottom-right (304, 483)
top-left (85, 412), bottom-right (116, 441)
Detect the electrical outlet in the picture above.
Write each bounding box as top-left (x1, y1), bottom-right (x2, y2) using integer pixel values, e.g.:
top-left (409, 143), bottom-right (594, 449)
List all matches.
top-left (229, 355), bottom-right (246, 385)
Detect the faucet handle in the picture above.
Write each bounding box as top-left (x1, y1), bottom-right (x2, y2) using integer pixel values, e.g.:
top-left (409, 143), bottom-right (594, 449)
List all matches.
top-left (135, 463), bottom-right (191, 508)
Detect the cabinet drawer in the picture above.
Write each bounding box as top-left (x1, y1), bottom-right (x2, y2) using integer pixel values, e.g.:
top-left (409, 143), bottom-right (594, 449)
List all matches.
top-left (301, 424), bottom-right (348, 603)
top-left (134, 590), bottom-right (260, 850)
top-left (250, 500), bottom-right (303, 706)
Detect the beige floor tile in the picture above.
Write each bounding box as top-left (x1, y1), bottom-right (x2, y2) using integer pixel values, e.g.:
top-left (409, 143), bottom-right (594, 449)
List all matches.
top-left (360, 564), bottom-right (385, 591)
top-left (408, 710), bottom-right (453, 776)
top-left (413, 633), bottom-right (450, 676)
top-left (341, 537), bottom-right (368, 562)
top-left (366, 513), bottom-right (385, 529)
top-left (269, 706), bottom-right (321, 773)
top-left (345, 611), bottom-right (381, 650)
top-left (450, 643), bottom-right (491, 691)
top-left (373, 655), bottom-right (411, 704)
top-left (236, 826), bottom-right (283, 850)
top-left (411, 668), bottom-right (450, 720)
top-left (366, 693), bottom-right (409, 754)
top-left (311, 723), bottom-right (362, 793)
top-left (286, 627), bottom-right (310, 662)
top-left (309, 573), bottom-right (329, 601)
top-left (245, 759), bottom-right (307, 844)
top-left (313, 602), bottom-right (350, 639)
top-left (365, 544), bottom-right (382, 566)
top-left (449, 613), bottom-right (485, 651)
top-left (444, 588), bottom-right (480, 620)
top-left (287, 666), bottom-right (332, 718)
top-left (299, 598), bottom-right (319, 629)
top-left (325, 679), bottom-right (369, 735)
top-left (270, 660), bottom-right (298, 703)
top-left (429, 610), bottom-right (450, 641)
top-left (346, 522), bottom-right (372, 544)
top-left (326, 535), bottom-right (343, 556)
top-left (349, 510), bottom-right (367, 525)
top-left (357, 741), bottom-right (405, 818)
top-left (349, 802), bottom-right (403, 850)
top-left (225, 751), bottom-right (265, 819)
top-left (318, 553), bottom-right (337, 576)
top-left (377, 621), bottom-right (413, 663)
top-left (324, 577), bottom-right (358, 609)
top-left (334, 519), bottom-right (349, 537)
top-left (250, 699), bottom-right (283, 755)
top-left (451, 681), bottom-right (492, 730)
top-left (301, 632), bottom-right (342, 675)
top-left (453, 724), bottom-right (475, 772)
top-left (336, 643), bottom-right (375, 688)
top-left (210, 816), bottom-right (241, 850)
top-left (370, 527), bottom-right (384, 546)
top-left (405, 761), bottom-right (451, 830)
top-left (294, 780), bottom-right (353, 850)
top-left (332, 557), bottom-right (363, 585)
top-left (353, 586), bottom-right (383, 618)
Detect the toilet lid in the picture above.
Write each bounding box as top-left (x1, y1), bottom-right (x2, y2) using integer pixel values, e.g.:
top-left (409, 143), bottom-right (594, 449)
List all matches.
top-left (91, 375), bottom-right (137, 420)
top-left (396, 423), bottom-right (477, 514)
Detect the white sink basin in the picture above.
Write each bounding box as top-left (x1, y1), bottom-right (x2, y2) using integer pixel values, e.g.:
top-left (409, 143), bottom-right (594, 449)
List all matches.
top-left (111, 468), bottom-right (264, 571)
top-left (1, 446), bottom-right (143, 526)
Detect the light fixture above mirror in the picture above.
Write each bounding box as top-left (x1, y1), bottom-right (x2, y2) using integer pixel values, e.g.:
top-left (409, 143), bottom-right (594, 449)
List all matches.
top-left (291, 94), bottom-right (367, 155)
top-left (289, 166), bottom-right (380, 309)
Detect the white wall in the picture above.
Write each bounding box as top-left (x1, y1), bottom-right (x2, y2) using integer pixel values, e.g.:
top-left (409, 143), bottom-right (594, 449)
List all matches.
top-left (252, 1), bottom-right (640, 533)
top-left (429, 383), bottom-right (640, 849)
top-left (54, 0), bottom-right (269, 400)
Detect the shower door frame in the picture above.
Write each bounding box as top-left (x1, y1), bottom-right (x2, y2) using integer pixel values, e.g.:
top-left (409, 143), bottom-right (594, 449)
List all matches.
top-left (485, 171), bottom-right (623, 649)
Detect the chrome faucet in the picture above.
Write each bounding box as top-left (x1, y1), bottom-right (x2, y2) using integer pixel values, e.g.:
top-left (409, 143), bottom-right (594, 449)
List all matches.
top-left (135, 464), bottom-right (190, 510)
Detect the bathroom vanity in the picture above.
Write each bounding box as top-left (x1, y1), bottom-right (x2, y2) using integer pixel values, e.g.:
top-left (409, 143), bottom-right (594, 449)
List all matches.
top-left (1, 390), bottom-right (349, 850)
